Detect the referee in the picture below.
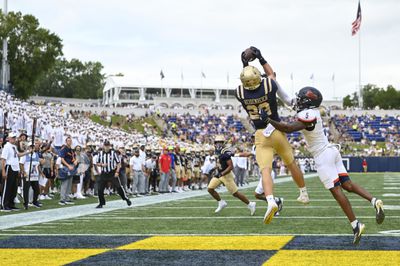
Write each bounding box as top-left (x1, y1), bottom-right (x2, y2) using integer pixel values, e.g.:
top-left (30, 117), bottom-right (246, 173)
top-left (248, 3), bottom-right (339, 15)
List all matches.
top-left (96, 140), bottom-right (131, 208)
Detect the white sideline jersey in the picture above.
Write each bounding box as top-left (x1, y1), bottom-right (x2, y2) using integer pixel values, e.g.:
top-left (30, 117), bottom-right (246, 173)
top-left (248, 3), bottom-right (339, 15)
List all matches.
top-left (297, 108), bottom-right (329, 157)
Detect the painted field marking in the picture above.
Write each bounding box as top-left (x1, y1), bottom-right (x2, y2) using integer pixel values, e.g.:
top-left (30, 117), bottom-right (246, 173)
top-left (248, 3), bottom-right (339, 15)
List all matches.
top-left (0, 174), bottom-right (318, 230)
top-left (43, 222), bottom-right (75, 225)
top-left (1, 229), bottom-right (38, 232)
top-left (383, 194), bottom-right (400, 197)
top-left (379, 230), bottom-right (400, 236)
top-left (117, 236), bottom-right (293, 250)
top-left (21, 226), bottom-right (57, 228)
top-left (71, 215), bottom-right (400, 220)
top-left (175, 199), bottom-right (388, 202)
top-left (0, 233), bottom-right (397, 237)
top-left (384, 187), bottom-right (400, 190)
top-left (263, 250), bottom-right (400, 266)
top-left (384, 205), bottom-right (400, 210)
top-left (108, 206), bottom-right (378, 210)
top-left (0, 249), bottom-right (109, 266)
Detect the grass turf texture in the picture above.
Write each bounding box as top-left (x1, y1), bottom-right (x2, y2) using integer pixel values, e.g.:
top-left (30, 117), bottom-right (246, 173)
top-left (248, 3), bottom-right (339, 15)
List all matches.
top-left (1, 173), bottom-right (399, 236)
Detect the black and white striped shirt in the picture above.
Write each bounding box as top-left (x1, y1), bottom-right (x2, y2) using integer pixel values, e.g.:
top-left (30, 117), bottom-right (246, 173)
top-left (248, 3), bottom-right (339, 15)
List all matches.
top-left (96, 150), bottom-right (120, 173)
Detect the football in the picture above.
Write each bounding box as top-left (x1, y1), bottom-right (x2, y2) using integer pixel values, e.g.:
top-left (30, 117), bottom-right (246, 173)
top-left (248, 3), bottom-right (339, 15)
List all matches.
top-left (242, 47), bottom-right (256, 62)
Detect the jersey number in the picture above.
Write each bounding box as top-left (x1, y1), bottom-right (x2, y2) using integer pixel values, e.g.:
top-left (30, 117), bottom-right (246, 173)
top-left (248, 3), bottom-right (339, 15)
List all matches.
top-left (246, 102), bottom-right (272, 120)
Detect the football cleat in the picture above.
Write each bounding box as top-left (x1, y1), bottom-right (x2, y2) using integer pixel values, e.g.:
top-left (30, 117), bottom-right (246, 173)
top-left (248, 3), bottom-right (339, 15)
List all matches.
top-left (263, 201), bottom-right (278, 224)
top-left (248, 202), bottom-right (256, 216)
top-left (126, 199), bottom-right (132, 207)
top-left (274, 197), bottom-right (283, 216)
top-left (297, 193), bottom-right (310, 204)
top-left (374, 199), bottom-right (385, 224)
top-left (215, 200), bottom-right (227, 213)
top-left (352, 222), bottom-right (365, 245)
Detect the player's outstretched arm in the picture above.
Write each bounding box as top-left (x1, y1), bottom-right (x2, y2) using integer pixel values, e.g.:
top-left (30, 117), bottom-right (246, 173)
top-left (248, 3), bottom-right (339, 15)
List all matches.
top-left (234, 152), bottom-right (254, 157)
top-left (249, 46), bottom-right (275, 79)
top-left (269, 119), bottom-right (306, 133)
top-left (260, 110), bottom-right (308, 133)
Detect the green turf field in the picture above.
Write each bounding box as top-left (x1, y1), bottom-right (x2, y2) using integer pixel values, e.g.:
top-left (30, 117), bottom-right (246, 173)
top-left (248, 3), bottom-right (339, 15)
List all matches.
top-left (0, 173), bottom-right (399, 265)
top-left (1, 173), bottom-right (399, 235)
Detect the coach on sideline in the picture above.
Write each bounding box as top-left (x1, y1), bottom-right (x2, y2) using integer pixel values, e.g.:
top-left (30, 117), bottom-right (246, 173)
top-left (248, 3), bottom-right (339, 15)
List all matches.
top-left (96, 140), bottom-right (131, 208)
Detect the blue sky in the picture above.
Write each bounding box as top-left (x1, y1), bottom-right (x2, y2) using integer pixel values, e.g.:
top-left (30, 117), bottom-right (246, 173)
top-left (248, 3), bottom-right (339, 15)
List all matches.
top-left (6, 0), bottom-right (400, 99)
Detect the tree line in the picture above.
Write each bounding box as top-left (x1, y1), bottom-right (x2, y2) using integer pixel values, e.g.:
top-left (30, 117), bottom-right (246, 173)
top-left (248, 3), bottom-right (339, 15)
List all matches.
top-left (1, 10), bottom-right (399, 107)
top-left (343, 84), bottom-right (400, 110)
top-left (0, 11), bottom-right (104, 99)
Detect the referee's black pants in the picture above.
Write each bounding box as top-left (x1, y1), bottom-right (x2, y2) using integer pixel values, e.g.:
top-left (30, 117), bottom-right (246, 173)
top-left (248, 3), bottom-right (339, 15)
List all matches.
top-left (23, 178), bottom-right (40, 206)
top-left (97, 170), bottom-right (128, 206)
top-left (1, 166), bottom-right (19, 209)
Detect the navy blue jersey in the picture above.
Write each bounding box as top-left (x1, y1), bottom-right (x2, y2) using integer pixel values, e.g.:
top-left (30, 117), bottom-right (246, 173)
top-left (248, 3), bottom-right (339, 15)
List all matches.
top-left (218, 147), bottom-right (233, 173)
top-left (236, 78), bottom-right (281, 129)
top-left (175, 153), bottom-right (181, 165)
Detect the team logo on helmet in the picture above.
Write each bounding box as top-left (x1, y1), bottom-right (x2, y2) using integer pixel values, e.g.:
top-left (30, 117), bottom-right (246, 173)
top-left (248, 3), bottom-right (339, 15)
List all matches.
top-left (295, 87), bottom-right (323, 112)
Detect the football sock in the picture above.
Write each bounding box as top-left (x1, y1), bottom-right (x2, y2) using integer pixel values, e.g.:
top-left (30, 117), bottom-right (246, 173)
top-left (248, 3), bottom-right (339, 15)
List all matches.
top-left (371, 197), bottom-right (377, 207)
top-left (266, 195), bottom-right (275, 205)
top-left (299, 187), bottom-right (308, 194)
top-left (351, 220), bottom-right (359, 229)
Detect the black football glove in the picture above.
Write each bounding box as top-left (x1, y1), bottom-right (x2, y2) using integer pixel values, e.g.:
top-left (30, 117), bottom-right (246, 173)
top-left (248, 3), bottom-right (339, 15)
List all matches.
top-left (250, 46), bottom-right (267, 66)
top-left (214, 170), bottom-right (222, 178)
top-left (241, 51), bottom-right (249, 67)
top-left (259, 109), bottom-right (271, 124)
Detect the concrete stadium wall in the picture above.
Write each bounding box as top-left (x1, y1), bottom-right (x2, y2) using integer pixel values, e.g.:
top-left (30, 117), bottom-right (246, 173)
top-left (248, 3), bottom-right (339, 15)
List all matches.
top-left (30, 95), bottom-right (399, 117)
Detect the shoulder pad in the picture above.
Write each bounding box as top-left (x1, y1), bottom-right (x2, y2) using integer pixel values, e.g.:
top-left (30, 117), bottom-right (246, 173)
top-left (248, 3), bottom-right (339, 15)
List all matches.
top-left (297, 109), bottom-right (317, 123)
top-left (221, 146), bottom-right (233, 156)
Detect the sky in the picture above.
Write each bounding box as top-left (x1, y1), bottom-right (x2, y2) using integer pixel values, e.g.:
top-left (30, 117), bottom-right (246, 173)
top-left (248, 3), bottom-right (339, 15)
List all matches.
top-left (5, 0), bottom-right (400, 100)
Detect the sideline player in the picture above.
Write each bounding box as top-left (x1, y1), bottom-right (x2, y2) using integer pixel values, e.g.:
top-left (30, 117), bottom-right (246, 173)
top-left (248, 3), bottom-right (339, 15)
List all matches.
top-left (207, 135), bottom-right (256, 216)
top-left (262, 86), bottom-right (385, 245)
top-left (238, 47), bottom-right (309, 224)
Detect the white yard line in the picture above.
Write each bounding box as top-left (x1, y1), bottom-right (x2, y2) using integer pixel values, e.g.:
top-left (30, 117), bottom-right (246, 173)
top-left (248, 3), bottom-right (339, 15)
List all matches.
top-left (72, 216), bottom-right (400, 220)
top-left (0, 174), bottom-right (318, 230)
top-left (110, 206), bottom-right (382, 210)
top-left (173, 199), bottom-right (389, 202)
top-left (21, 225), bottom-right (57, 228)
top-left (1, 229), bottom-right (38, 232)
top-left (43, 223), bottom-right (75, 225)
top-left (0, 233), bottom-right (395, 237)
top-left (383, 194), bottom-right (400, 197)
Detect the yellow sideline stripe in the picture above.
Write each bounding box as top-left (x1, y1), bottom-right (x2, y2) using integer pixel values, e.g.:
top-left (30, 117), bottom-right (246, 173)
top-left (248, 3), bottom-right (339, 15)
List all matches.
top-left (263, 250), bottom-right (400, 266)
top-left (0, 249), bottom-right (109, 266)
top-left (117, 236), bottom-right (293, 250)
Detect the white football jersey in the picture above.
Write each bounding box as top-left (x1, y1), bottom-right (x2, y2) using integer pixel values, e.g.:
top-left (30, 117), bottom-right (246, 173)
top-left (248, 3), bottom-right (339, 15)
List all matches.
top-left (297, 108), bottom-right (329, 157)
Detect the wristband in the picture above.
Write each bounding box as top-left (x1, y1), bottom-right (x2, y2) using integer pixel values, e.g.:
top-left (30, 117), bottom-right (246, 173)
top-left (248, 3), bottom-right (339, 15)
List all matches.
top-left (259, 57), bottom-right (267, 65)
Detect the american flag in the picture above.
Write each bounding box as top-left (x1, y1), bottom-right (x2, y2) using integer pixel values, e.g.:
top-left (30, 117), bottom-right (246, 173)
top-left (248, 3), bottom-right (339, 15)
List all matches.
top-left (352, 1), bottom-right (362, 36)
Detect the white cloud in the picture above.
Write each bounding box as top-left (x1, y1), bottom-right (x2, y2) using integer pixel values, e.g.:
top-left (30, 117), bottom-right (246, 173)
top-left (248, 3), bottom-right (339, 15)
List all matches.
top-left (7, 0), bottom-right (400, 99)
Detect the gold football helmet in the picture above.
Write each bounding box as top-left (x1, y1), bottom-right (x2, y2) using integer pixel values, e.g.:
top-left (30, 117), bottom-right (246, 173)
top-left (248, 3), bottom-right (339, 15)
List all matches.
top-left (240, 66), bottom-right (261, 90)
top-left (214, 135), bottom-right (225, 143)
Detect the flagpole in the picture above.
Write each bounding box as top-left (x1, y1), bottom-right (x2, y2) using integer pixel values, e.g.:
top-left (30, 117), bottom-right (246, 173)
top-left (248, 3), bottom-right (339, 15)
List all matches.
top-left (291, 73), bottom-right (294, 96)
top-left (332, 74), bottom-right (336, 100)
top-left (358, 28), bottom-right (362, 108)
top-left (180, 70), bottom-right (183, 98)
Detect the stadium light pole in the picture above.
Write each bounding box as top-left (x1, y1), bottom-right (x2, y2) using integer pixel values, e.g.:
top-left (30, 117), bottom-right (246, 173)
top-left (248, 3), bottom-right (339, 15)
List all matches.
top-left (1, 0), bottom-right (8, 92)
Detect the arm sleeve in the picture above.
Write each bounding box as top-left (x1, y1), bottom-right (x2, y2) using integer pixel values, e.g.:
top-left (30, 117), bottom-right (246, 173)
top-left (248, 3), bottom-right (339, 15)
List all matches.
top-left (275, 80), bottom-right (294, 106)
